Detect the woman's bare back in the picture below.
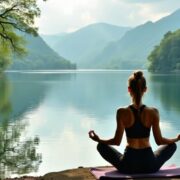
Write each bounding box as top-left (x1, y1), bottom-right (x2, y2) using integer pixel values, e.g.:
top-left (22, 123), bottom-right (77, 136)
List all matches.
top-left (118, 105), bottom-right (157, 149)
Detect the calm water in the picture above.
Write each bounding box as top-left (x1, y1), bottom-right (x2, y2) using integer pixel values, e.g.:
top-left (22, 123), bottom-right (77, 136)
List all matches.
top-left (0, 70), bottom-right (180, 178)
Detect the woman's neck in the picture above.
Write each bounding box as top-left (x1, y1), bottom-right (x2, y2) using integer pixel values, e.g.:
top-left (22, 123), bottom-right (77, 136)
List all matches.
top-left (131, 100), bottom-right (142, 109)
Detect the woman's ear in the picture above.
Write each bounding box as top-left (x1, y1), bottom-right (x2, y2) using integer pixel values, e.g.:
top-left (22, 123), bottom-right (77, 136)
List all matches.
top-left (144, 87), bottom-right (147, 92)
top-left (128, 87), bottom-right (131, 92)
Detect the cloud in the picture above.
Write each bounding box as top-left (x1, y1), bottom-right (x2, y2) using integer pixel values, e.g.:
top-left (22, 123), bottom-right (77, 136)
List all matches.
top-left (123, 0), bottom-right (162, 3)
top-left (131, 3), bottom-right (170, 23)
top-left (37, 0), bottom-right (180, 34)
top-left (37, 0), bottom-right (99, 34)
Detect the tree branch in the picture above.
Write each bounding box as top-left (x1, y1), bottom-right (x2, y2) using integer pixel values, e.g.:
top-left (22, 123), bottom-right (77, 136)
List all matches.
top-left (0, 22), bottom-right (5, 32)
top-left (0, 4), bottom-right (18, 18)
top-left (0, 20), bottom-right (26, 33)
top-left (0, 32), bottom-right (16, 50)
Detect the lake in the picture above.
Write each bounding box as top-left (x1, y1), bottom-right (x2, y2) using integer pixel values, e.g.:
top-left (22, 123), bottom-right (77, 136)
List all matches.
top-left (0, 70), bottom-right (180, 178)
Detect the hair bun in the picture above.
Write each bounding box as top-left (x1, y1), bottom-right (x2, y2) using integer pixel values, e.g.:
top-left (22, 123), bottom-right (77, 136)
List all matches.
top-left (133, 71), bottom-right (143, 80)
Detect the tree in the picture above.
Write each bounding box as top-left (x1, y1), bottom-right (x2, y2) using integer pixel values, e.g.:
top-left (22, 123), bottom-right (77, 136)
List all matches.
top-left (148, 29), bottom-right (180, 73)
top-left (0, 0), bottom-right (47, 71)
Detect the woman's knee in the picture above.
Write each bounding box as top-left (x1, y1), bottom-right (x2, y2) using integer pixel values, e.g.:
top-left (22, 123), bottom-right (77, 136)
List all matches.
top-left (97, 142), bottom-right (106, 152)
top-left (169, 142), bottom-right (177, 152)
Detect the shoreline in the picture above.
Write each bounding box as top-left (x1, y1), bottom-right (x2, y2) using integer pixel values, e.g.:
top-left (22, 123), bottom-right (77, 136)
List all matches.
top-left (4, 166), bottom-right (180, 180)
top-left (4, 167), bottom-right (95, 180)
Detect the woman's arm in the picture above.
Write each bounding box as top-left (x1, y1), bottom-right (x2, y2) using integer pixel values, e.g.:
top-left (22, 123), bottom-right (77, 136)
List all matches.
top-left (152, 108), bottom-right (180, 145)
top-left (89, 108), bottom-right (125, 145)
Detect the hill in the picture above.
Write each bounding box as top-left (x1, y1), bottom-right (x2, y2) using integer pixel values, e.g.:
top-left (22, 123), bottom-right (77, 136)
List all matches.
top-left (94, 9), bottom-right (180, 69)
top-left (41, 33), bottom-right (67, 49)
top-left (42, 23), bottom-right (130, 68)
top-left (148, 29), bottom-right (180, 73)
top-left (9, 34), bottom-right (76, 70)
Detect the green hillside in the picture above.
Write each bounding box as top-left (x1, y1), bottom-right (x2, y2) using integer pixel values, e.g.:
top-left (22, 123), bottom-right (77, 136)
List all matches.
top-left (148, 29), bottom-right (180, 73)
top-left (9, 34), bottom-right (76, 70)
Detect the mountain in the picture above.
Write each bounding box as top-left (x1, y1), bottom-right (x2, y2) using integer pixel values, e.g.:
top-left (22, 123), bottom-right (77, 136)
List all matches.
top-left (93, 9), bottom-right (180, 69)
top-left (9, 34), bottom-right (76, 70)
top-left (148, 29), bottom-right (180, 73)
top-left (41, 33), bottom-right (67, 49)
top-left (42, 23), bottom-right (131, 68)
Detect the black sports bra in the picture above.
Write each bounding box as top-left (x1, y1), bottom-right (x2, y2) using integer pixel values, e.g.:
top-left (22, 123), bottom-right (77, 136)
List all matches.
top-left (125, 105), bottom-right (150, 138)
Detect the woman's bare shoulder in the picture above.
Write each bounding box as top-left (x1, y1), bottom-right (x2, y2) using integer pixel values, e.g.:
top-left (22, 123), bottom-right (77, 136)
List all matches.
top-left (144, 106), bottom-right (159, 117)
top-left (117, 105), bottom-right (130, 110)
top-left (116, 106), bottom-right (131, 115)
top-left (145, 105), bottom-right (158, 111)
top-left (116, 106), bottom-right (130, 124)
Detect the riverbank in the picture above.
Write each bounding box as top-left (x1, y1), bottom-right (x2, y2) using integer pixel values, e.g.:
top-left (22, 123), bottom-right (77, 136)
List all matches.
top-left (4, 167), bottom-right (180, 180)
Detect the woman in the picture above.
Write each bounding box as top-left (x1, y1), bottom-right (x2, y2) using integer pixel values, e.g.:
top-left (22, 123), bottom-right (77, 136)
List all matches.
top-left (89, 71), bottom-right (180, 174)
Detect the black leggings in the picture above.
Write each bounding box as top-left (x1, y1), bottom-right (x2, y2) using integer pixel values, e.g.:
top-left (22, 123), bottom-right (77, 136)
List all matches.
top-left (97, 143), bottom-right (177, 174)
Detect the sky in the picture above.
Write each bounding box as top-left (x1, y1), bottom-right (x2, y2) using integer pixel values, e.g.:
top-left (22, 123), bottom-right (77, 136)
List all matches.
top-left (37, 0), bottom-right (180, 35)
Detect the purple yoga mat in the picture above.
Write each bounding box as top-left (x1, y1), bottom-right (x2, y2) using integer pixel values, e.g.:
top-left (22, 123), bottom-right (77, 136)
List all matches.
top-left (90, 165), bottom-right (180, 179)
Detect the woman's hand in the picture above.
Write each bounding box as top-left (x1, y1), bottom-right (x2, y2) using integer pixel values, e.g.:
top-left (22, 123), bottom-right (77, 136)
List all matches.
top-left (177, 134), bottom-right (180, 141)
top-left (88, 130), bottom-right (100, 142)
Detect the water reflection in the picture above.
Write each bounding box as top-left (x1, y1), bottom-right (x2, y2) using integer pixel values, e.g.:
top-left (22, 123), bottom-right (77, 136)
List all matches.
top-left (149, 74), bottom-right (180, 111)
top-left (0, 74), bottom-right (41, 179)
top-left (148, 73), bottom-right (180, 165)
top-left (0, 71), bottom-right (179, 177)
top-left (45, 71), bottom-right (131, 120)
top-left (0, 74), bottom-right (12, 121)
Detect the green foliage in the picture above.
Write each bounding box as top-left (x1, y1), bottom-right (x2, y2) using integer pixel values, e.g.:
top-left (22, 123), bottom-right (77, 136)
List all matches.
top-left (0, 26), bottom-right (27, 71)
top-left (148, 29), bottom-right (180, 73)
top-left (0, 0), bottom-right (46, 71)
top-left (9, 34), bottom-right (76, 70)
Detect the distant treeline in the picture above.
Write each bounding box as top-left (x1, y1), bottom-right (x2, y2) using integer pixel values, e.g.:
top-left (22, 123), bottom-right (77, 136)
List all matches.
top-left (9, 57), bottom-right (76, 70)
top-left (148, 29), bottom-right (180, 73)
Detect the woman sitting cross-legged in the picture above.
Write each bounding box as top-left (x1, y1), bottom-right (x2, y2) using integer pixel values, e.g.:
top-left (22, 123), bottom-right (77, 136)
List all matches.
top-left (89, 70), bottom-right (180, 174)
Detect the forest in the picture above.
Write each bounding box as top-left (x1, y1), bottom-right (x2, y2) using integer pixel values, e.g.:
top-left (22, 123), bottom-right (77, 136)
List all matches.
top-left (148, 29), bottom-right (180, 73)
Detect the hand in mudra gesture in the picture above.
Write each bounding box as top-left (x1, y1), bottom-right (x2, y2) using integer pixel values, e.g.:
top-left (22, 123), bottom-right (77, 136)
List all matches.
top-left (88, 130), bottom-right (100, 142)
top-left (177, 134), bottom-right (180, 141)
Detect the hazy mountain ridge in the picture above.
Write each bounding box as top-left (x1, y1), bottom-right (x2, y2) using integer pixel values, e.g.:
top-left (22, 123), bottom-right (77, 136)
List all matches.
top-left (41, 33), bottom-right (67, 49)
top-left (42, 23), bottom-right (131, 68)
top-left (41, 9), bottom-right (180, 69)
top-left (94, 9), bottom-right (180, 69)
top-left (10, 34), bottom-right (76, 70)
